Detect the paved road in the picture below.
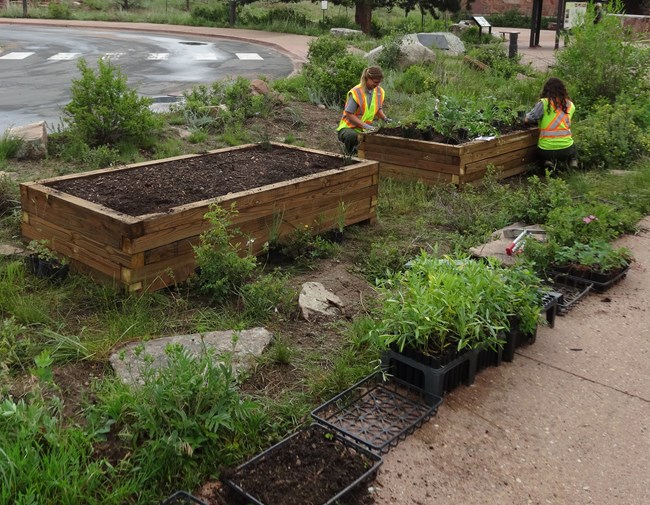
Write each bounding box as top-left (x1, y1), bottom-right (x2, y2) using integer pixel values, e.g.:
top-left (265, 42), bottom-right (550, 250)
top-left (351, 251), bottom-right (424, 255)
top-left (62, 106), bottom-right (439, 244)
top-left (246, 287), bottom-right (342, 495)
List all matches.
top-left (0, 24), bottom-right (293, 133)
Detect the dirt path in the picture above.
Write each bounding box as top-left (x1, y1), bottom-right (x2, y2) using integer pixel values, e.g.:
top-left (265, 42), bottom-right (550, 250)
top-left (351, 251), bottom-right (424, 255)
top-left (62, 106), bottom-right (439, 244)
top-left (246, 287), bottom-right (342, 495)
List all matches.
top-left (371, 218), bottom-right (650, 505)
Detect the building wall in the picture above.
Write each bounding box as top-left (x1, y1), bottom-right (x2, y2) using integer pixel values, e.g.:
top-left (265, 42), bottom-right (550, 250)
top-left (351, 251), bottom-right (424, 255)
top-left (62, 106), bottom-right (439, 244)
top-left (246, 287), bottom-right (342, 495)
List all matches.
top-left (470, 0), bottom-right (560, 17)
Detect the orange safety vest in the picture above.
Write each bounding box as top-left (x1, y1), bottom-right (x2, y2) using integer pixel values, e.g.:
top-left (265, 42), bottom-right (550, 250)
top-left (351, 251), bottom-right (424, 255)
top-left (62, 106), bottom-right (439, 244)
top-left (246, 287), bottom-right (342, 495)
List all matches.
top-left (337, 84), bottom-right (385, 132)
top-left (538, 97), bottom-right (575, 150)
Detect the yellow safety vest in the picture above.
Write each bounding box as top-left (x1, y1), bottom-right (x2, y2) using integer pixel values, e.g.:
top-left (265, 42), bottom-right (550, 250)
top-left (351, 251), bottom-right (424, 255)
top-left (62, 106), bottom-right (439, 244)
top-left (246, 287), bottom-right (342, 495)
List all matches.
top-left (538, 97), bottom-right (575, 150)
top-left (337, 85), bottom-right (385, 132)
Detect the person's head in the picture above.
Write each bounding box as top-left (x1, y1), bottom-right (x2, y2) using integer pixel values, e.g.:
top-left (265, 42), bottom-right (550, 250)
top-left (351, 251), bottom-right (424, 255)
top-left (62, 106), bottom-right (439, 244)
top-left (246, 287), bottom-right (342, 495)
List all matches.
top-left (360, 66), bottom-right (384, 91)
top-left (541, 77), bottom-right (570, 113)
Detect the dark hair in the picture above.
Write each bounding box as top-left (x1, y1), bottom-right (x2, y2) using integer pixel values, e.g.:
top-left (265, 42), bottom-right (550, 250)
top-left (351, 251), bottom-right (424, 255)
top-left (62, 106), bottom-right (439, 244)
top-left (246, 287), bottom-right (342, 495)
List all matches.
top-left (541, 77), bottom-right (571, 114)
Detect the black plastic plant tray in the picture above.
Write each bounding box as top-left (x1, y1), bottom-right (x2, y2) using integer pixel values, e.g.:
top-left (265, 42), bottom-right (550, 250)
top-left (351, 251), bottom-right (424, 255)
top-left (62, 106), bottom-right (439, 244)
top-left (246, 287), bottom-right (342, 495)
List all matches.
top-left (311, 372), bottom-right (442, 454)
top-left (224, 423), bottom-right (382, 505)
top-left (540, 290), bottom-right (563, 328)
top-left (551, 263), bottom-right (630, 293)
top-left (160, 491), bottom-right (206, 505)
top-left (547, 279), bottom-right (593, 315)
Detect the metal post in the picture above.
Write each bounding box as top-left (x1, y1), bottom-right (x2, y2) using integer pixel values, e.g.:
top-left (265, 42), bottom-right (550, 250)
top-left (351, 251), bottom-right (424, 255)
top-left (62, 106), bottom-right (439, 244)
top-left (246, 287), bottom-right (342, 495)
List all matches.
top-left (508, 32), bottom-right (519, 59)
top-left (229, 0), bottom-right (236, 27)
top-left (555, 0), bottom-right (565, 50)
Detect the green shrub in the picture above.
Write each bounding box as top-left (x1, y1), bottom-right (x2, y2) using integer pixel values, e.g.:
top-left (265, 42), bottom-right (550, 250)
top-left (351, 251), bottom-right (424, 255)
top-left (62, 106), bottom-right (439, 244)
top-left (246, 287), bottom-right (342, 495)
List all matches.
top-left (555, 3), bottom-right (650, 109)
top-left (0, 133), bottom-right (22, 168)
top-left (573, 99), bottom-right (650, 169)
top-left (239, 270), bottom-right (297, 323)
top-left (467, 43), bottom-right (525, 79)
top-left (193, 204), bottom-right (257, 302)
top-left (93, 344), bottom-right (267, 495)
top-left (545, 200), bottom-right (640, 246)
top-left (191, 4), bottom-right (229, 24)
top-left (376, 34), bottom-right (402, 71)
top-left (63, 58), bottom-right (161, 148)
top-left (506, 174), bottom-right (573, 224)
top-left (393, 65), bottom-right (438, 95)
top-left (302, 36), bottom-right (366, 105)
top-left (47, 1), bottom-right (70, 19)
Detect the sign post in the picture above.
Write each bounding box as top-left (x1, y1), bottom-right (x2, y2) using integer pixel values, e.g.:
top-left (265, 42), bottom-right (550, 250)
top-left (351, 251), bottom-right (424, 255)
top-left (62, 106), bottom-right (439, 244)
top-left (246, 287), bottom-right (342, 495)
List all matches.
top-left (321, 0), bottom-right (328, 22)
top-left (472, 16), bottom-right (492, 40)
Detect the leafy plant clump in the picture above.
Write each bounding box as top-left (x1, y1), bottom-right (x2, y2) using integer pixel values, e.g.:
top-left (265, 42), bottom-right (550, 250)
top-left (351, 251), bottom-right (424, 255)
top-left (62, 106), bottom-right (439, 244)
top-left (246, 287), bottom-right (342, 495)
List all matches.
top-left (554, 241), bottom-right (632, 273)
top-left (193, 203), bottom-right (258, 302)
top-left (63, 58), bottom-right (162, 149)
top-left (370, 252), bottom-right (542, 357)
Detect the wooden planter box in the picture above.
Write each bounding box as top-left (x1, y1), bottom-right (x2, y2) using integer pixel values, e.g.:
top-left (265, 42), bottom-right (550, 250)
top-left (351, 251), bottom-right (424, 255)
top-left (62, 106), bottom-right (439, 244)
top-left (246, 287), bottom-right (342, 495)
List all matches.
top-left (358, 128), bottom-right (539, 185)
top-left (20, 143), bottom-right (379, 292)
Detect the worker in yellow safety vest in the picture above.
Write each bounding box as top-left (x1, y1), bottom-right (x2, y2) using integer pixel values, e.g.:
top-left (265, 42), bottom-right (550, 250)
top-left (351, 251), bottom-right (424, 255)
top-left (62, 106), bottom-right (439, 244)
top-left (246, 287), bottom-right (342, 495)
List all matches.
top-left (337, 66), bottom-right (390, 156)
top-left (524, 77), bottom-right (578, 169)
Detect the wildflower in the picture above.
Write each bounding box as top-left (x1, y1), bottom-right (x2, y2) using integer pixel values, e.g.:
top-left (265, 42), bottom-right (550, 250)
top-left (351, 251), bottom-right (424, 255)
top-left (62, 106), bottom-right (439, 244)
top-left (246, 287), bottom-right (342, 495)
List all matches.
top-left (582, 215), bottom-right (598, 224)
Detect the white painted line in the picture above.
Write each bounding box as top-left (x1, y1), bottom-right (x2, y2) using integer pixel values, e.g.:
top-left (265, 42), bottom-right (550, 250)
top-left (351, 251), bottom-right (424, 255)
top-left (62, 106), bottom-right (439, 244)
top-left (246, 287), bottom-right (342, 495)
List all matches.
top-left (0, 52), bottom-right (35, 60)
top-left (236, 53), bottom-right (263, 61)
top-left (48, 53), bottom-right (81, 61)
top-left (102, 52), bottom-right (125, 60)
top-left (193, 54), bottom-right (219, 61)
top-left (147, 53), bottom-right (169, 60)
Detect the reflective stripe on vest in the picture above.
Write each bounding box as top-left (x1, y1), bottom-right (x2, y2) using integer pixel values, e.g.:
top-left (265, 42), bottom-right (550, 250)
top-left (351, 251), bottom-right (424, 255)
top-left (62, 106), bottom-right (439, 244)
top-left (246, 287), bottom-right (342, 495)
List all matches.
top-left (538, 98), bottom-right (575, 150)
top-left (539, 98), bottom-right (574, 138)
top-left (337, 85), bottom-right (384, 132)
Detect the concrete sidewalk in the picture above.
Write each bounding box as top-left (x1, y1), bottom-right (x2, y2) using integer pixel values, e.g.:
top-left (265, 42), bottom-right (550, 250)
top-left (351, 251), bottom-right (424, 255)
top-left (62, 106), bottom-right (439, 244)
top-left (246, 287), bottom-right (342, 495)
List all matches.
top-left (372, 220), bottom-right (650, 504)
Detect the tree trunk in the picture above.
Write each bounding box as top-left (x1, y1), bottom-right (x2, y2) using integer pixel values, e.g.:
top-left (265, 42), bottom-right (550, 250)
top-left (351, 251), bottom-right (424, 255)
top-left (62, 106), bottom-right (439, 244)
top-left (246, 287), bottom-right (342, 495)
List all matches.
top-left (354, 1), bottom-right (372, 35)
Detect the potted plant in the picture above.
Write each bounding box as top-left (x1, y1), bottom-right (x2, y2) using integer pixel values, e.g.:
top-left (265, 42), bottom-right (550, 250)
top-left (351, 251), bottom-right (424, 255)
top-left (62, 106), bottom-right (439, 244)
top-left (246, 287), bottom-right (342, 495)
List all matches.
top-left (371, 253), bottom-right (543, 396)
top-left (25, 239), bottom-right (69, 282)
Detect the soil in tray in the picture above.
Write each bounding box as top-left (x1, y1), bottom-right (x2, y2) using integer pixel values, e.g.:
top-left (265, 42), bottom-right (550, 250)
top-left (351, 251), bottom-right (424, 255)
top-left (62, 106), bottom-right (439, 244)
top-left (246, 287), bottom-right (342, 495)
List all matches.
top-left (223, 426), bottom-right (375, 505)
top-left (46, 145), bottom-right (345, 216)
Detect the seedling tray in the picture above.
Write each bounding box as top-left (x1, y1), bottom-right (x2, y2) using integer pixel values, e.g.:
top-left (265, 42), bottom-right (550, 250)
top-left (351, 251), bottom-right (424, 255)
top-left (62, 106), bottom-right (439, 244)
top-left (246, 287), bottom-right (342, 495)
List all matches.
top-left (541, 290), bottom-right (563, 328)
top-left (311, 372), bottom-right (442, 454)
top-left (550, 264), bottom-right (630, 293)
top-left (381, 347), bottom-right (477, 399)
top-left (224, 423), bottom-right (382, 505)
top-left (160, 491), bottom-right (206, 505)
top-left (546, 279), bottom-right (593, 315)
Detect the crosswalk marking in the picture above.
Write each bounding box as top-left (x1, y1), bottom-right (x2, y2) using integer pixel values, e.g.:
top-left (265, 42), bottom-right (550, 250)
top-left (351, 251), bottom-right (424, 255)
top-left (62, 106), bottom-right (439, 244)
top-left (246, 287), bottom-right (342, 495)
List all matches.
top-left (236, 53), bottom-right (263, 61)
top-left (193, 54), bottom-right (219, 61)
top-left (102, 52), bottom-right (125, 61)
top-left (48, 53), bottom-right (81, 60)
top-left (0, 52), bottom-right (35, 60)
top-left (147, 53), bottom-right (169, 60)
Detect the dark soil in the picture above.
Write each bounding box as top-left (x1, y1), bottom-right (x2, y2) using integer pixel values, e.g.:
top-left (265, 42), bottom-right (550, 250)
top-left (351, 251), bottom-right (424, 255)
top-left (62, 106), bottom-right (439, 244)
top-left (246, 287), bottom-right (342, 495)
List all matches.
top-left (47, 145), bottom-right (346, 216)
top-left (221, 424), bottom-right (378, 505)
top-left (378, 123), bottom-right (535, 144)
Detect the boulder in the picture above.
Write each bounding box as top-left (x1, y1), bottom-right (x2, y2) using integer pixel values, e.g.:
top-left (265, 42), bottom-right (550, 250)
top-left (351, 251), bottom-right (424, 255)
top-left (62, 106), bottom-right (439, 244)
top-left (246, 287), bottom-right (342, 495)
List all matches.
top-left (365, 32), bottom-right (465, 70)
top-left (299, 281), bottom-right (344, 321)
top-left (450, 20), bottom-right (474, 36)
top-left (330, 28), bottom-right (363, 38)
top-left (7, 121), bottom-right (47, 160)
top-left (109, 327), bottom-right (273, 386)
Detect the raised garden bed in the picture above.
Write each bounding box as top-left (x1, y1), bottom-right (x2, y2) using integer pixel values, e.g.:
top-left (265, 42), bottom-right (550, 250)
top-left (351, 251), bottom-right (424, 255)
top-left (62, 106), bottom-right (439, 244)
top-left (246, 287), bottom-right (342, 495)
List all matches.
top-left (20, 143), bottom-right (379, 291)
top-left (311, 372), bottom-right (442, 454)
top-left (223, 423), bottom-right (382, 505)
top-left (358, 127), bottom-right (539, 185)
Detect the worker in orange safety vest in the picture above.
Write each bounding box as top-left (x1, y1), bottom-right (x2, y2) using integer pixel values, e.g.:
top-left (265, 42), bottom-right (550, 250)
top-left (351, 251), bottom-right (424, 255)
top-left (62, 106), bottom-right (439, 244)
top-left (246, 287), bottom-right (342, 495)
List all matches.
top-left (524, 77), bottom-right (578, 169)
top-left (337, 66), bottom-right (390, 156)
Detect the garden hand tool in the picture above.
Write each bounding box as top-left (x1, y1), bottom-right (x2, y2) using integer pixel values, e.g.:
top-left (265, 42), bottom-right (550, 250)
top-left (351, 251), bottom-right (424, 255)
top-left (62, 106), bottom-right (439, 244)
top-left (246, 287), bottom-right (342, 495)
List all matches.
top-left (505, 230), bottom-right (529, 256)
